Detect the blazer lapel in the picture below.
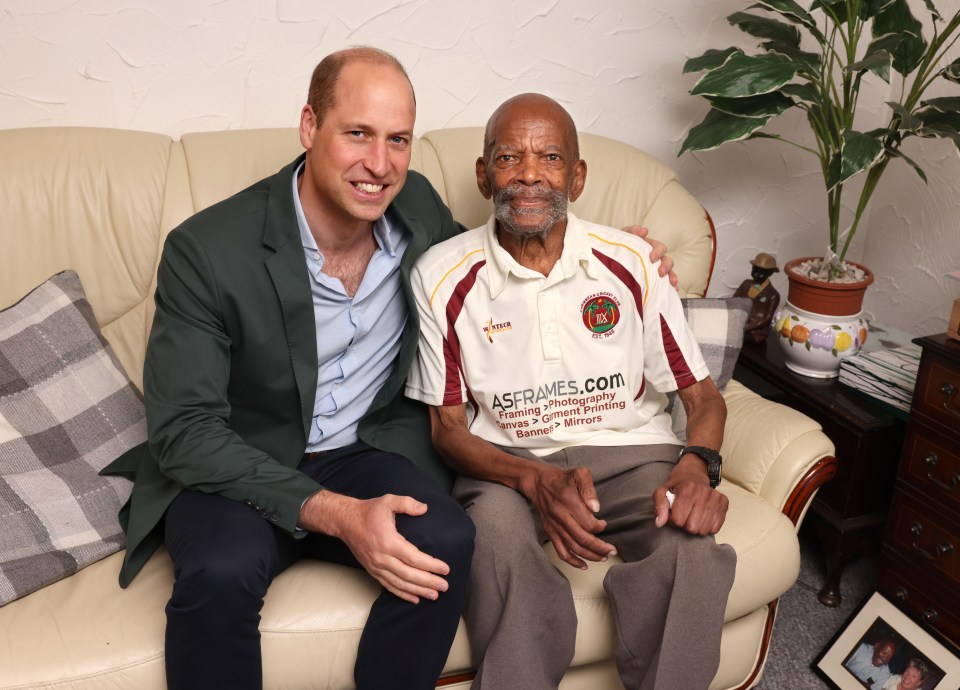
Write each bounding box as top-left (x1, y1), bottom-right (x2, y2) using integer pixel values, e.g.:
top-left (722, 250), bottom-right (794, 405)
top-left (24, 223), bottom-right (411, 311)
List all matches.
top-left (263, 155), bottom-right (317, 439)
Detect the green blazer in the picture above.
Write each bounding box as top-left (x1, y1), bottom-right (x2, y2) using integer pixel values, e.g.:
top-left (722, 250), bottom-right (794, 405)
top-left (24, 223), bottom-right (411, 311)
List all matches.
top-left (104, 155), bottom-right (462, 587)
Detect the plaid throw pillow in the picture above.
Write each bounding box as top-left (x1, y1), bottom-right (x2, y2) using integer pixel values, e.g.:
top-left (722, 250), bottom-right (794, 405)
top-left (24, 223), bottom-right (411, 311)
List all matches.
top-left (0, 271), bottom-right (141, 606)
top-left (669, 297), bottom-right (751, 442)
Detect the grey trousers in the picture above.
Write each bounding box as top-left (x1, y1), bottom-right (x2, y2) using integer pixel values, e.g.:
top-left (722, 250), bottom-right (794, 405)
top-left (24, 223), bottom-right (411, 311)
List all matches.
top-left (453, 444), bottom-right (737, 690)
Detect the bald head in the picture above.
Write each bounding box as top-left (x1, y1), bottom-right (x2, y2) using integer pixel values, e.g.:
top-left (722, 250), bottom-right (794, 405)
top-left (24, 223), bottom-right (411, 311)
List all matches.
top-left (483, 93), bottom-right (580, 161)
top-left (307, 46), bottom-right (414, 126)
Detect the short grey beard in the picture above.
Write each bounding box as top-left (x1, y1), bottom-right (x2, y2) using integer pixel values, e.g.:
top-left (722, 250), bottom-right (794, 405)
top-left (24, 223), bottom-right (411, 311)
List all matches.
top-left (493, 185), bottom-right (568, 240)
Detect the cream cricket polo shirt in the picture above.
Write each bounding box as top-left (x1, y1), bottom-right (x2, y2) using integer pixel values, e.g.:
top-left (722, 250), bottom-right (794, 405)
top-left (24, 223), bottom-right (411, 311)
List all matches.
top-left (405, 212), bottom-right (710, 457)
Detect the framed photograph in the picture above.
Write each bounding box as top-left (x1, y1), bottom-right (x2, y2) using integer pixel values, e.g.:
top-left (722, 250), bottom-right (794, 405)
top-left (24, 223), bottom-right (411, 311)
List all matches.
top-left (813, 591), bottom-right (960, 690)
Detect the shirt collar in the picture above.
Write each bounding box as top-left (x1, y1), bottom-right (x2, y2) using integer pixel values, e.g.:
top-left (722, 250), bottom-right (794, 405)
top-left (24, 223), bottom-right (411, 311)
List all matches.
top-left (482, 211), bottom-right (600, 299)
top-left (292, 161), bottom-right (400, 260)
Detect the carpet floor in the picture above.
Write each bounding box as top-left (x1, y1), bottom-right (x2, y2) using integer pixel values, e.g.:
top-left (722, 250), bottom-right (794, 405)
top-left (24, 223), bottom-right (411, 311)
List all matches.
top-left (754, 525), bottom-right (878, 689)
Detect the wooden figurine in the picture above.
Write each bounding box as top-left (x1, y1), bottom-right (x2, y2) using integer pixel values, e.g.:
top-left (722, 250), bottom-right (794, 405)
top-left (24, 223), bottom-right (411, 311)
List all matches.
top-left (734, 252), bottom-right (781, 343)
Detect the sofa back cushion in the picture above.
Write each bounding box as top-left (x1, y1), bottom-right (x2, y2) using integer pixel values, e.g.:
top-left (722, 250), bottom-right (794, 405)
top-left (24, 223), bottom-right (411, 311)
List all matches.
top-left (1, 125), bottom-right (714, 391)
top-left (0, 128), bottom-right (182, 388)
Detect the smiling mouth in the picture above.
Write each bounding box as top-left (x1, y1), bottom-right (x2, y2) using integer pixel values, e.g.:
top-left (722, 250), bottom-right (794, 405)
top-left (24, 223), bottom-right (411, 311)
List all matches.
top-left (353, 182), bottom-right (384, 194)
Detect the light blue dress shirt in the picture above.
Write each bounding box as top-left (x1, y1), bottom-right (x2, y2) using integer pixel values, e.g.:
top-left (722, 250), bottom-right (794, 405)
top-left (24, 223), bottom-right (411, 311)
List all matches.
top-left (292, 163), bottom-right (409, 451)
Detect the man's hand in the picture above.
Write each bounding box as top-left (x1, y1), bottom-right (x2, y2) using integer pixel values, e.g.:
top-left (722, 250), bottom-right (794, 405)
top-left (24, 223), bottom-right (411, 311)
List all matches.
top-left (653, 457), bottom-right (728, 535)
top-left (299, 490), bottom-right (450, 604)
top-left (620, 225), bottom-right (679, 289)
top-left (521, 464), bottom-right (617, 570)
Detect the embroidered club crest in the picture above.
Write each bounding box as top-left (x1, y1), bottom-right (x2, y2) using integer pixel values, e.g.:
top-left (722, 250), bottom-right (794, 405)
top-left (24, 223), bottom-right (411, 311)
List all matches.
top-left (581, 294), bottom-right (620, 335)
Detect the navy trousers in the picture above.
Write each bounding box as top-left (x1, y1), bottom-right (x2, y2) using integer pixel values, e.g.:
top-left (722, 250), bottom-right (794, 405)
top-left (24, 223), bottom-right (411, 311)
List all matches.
top-left (162, 442), bottom-right (475, 690)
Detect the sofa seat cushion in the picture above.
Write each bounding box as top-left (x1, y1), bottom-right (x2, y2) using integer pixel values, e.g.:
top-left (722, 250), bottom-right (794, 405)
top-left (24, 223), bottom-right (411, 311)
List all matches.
top-left (0, 481), bottom-right (795, 689)
top-left (0, 546), bottom-right (473, 690)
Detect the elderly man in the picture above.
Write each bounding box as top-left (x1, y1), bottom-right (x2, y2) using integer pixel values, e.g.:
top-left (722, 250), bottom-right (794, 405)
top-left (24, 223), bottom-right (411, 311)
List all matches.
top-left (846, 637), bottom-right (899, 689)
top-left (405, 93), bottom-right (737, 689)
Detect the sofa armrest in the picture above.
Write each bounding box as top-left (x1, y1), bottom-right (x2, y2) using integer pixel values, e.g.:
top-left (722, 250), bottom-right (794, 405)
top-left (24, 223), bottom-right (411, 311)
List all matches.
top-left (720, 380), bottom-right (837, 524)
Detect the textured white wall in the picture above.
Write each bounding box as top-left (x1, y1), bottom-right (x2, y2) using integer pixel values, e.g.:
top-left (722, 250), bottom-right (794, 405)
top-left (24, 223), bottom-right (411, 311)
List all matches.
top-left (2, 0), bottom-right (958, 334)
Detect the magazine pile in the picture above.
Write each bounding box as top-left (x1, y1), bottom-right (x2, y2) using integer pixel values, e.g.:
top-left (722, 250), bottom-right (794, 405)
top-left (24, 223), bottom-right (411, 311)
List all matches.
top-left (838, 324), bottom-right (920, 414)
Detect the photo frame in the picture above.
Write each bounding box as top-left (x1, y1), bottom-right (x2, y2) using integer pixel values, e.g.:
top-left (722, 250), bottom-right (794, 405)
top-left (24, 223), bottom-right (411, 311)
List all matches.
top-left (813, 591), bottom-right (960, 690)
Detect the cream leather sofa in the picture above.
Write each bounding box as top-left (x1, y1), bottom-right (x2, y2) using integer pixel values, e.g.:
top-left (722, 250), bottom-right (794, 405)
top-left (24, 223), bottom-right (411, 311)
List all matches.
top-left (0, 126), bottom-right (836, 690)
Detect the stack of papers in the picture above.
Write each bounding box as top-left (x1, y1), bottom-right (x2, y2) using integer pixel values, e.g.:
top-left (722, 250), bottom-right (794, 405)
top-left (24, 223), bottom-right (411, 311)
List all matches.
top-left (839, 343), bottom-right (921, 413)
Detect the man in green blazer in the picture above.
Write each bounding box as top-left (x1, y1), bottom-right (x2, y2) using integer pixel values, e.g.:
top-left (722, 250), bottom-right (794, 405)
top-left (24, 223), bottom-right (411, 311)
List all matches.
top-left (105, 47), bottom-right (475, 690)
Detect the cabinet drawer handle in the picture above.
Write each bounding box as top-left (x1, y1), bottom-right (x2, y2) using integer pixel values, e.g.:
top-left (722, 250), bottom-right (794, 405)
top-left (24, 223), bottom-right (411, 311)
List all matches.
top-left (924, 453), bottom-right (960, 492)
top-left (923, 607), bottom-right (939, 623)
top-left (909, 522), bottom-right (955, 560)
top-left (895, 586), bottom-right (909, 602)
top-left (942, 382), bottom-right (960, 418)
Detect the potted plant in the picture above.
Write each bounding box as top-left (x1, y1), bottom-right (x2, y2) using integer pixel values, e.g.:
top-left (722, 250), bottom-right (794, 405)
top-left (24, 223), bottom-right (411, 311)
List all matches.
top-left (680, 0), bottom-right (960, 375)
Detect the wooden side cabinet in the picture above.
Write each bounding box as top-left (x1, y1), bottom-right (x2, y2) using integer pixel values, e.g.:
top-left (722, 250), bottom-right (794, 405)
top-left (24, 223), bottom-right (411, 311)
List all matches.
top-left (878, 333), bottom-right (960, 649)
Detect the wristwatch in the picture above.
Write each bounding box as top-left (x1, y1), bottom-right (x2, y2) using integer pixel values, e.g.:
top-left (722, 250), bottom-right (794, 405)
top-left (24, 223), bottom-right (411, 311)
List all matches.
top-left (678, 446), bottom-right (722, 488)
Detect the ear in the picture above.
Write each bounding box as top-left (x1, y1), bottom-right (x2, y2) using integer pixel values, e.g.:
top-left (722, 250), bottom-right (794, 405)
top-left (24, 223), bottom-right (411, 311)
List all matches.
top-left (476, 157), bottom-right (493, 200)
top-left (568, 159), bottom-right (587, 203)
top-left (299, 105), bottom-right (317, 150)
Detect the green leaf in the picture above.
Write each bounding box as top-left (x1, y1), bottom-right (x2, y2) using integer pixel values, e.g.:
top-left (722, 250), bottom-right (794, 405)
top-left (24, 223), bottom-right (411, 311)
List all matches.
top-left (850, 46), bottom-right (892, 83)
top-left (827, 131), bottom-right (885, 189)
top-left (728, 12), bottom-right (801, 47)
top-left (683, 48), bottom-right (742, 74)
top-left (886, 102), bottom-right (922, 130)
top-left (916, 108), bottom-right (960, 129)
top-left (761, 41), bottom-right (822, 75)
top-left (706, 91), bottom-right (797, 118)
top-left (826, 153), bottom-right (843, 189)
top-left (872, 0), bottom-right (927, 75)
top-left (944, 58), bottom-right (960, 84)
top-left (884, 146), bottom-right (928, 183)
top-left (679, 108), bottom-right (773, 155)
top-left (916, 122), bottom-right (960, 151)
top-left (691, 53), bottom-right (796, 98)
top-left (811, 0), bottom-right (852, 24)
top-left (780, 83), bottom-right (821, 103)
top-left (863, 0), bottom-right (899, 19)
top-left (920, 97), bottom-right (960, 114)
top-left (921, 0), bottom-right (942, 22)
top-left (748, 0), bottom-right (819, 32)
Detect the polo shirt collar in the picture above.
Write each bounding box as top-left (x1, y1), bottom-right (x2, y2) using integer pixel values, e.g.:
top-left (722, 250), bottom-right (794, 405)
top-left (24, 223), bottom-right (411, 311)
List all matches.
top-left (482, 211), bottom-right (601, 299)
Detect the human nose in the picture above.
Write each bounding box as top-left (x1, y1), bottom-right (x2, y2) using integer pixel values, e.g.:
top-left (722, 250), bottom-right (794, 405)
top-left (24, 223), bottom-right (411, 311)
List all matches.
top-left (516, 154), bottom-right (543, 186)
top-left (364, 140), bottom-right (390, 178)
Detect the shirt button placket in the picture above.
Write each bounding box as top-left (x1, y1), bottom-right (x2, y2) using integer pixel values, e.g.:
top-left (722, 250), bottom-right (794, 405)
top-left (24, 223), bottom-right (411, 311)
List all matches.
top-left (539, 289), bottom-right (561, 362)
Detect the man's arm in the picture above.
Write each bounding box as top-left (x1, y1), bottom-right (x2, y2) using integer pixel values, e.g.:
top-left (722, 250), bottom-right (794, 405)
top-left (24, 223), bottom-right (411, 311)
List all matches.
top-left (429, 405), bottom-right (617, 570)
top-left (652, 377), bottom-right (729, 535)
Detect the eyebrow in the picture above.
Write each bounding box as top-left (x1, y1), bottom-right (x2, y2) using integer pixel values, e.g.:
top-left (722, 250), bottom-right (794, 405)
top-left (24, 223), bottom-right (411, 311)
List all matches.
top-left (343, 122), bottom-right (414, 137)
top-left (492, 143), bottom-right (563, 153)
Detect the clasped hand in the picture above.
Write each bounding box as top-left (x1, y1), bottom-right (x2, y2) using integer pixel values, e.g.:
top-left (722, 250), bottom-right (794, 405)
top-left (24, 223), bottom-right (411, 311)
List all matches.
top-left (525, 465), bottom-right (617, 570)
top-left (527, 461), bottom-right (728, 571)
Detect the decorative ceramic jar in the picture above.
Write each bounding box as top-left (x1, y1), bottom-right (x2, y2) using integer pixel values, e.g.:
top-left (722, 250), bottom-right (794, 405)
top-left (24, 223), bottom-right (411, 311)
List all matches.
top-left (774, 256), bottom-right (874, 378)
top-left (774, 302), bottom-right (868, 378)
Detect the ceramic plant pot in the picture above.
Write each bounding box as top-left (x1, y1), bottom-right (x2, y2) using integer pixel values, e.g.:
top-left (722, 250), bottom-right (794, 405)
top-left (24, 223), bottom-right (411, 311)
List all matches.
top-left (783, 257), bottom-right (874, 317)
top-left (775, 257), bottom-right (874, 378)
top-left (774, 302), bottom-right (868, 378)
